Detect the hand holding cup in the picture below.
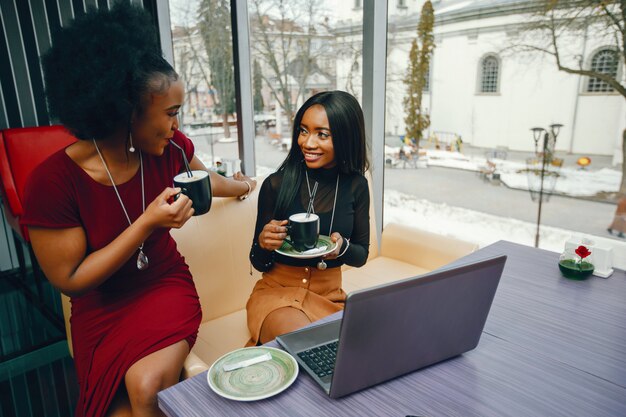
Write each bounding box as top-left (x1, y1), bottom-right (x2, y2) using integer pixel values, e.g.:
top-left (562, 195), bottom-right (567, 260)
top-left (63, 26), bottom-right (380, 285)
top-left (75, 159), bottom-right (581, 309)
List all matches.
top-left (145, 187), bottom-right (194, 229)
top-left (259, 220), bottom-right (288, 251)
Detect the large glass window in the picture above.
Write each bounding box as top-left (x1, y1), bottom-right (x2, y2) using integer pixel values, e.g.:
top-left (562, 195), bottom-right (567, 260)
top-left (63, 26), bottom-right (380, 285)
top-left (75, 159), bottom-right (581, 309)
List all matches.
top-left (587, 49), bottom-right (619, 93)
top-left (166, 0), bottom-right (625, 257)
top-left (248, 0), bottom-right (363, 175)
top-left (382, 1), bottom-right (624, 256)
top-left (169, 0), bottom-right (240, 172)
top-left (479, 55), bottom-right (500, 94)
top-left (168, 0), bottom-right (363, 176)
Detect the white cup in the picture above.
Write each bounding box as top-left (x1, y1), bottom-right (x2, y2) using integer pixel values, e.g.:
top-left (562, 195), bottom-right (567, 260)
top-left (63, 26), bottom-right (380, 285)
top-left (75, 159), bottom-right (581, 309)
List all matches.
top-left (222, 158), bottom-right (241, 177)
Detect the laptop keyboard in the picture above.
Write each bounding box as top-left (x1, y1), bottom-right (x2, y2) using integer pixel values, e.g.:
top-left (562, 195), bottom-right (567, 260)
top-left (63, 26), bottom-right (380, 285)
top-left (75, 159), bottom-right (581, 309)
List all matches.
top-left (297, 340), bottom-right (338, 378)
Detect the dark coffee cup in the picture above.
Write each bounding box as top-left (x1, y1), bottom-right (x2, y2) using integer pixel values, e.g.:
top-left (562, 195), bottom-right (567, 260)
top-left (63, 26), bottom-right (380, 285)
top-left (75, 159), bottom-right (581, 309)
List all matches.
top-left (173, 170), bottom-right (212, 216)
top-left (284, 213), bottom-right (319, 252)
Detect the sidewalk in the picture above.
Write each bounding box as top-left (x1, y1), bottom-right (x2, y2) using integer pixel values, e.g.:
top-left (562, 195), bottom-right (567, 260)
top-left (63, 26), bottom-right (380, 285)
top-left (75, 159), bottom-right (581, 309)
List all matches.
top-left (385, 135), bottom-right (623, 203)
top-left (385, 134), bottom-right (618, 170)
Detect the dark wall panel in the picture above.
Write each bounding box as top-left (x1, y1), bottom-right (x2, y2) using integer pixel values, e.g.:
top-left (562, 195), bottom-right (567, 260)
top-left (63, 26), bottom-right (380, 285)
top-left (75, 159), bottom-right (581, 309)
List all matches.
top-left (15, 0), bottom-right (49, 126)
top-left (57, 0), bottom-right (75, 27)
top-left (2, 1), bottom-right (37, 127)
top-left (0, 9), bottom-right (22, 128)
top-left (0, 80), bottom-right (8, 129)
top-left (43, 0), bottom-right (62, 43)
top-left (30, 0), bottom-right (52, 57)
top-left (72, 0), bottom-right (85, 17)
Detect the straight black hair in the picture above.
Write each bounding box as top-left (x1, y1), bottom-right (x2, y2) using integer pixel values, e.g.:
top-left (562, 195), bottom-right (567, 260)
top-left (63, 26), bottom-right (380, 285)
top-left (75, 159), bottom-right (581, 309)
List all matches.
top-left (273, 91), bottom-right (369, 219)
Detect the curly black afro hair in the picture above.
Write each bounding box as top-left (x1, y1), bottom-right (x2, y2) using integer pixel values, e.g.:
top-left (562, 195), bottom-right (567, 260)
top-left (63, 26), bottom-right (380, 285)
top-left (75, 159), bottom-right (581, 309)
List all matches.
top-left (42, 2), bottom-right (178, 140)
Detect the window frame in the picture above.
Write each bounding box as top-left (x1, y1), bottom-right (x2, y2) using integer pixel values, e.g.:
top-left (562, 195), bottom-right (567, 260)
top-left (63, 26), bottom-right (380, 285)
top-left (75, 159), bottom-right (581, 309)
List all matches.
top-left (476, 53), bottom-right (501, 95)
top-left (584, 47), bottom-right (621, 95)
top-left (159, 0), bottom-right (387, 245)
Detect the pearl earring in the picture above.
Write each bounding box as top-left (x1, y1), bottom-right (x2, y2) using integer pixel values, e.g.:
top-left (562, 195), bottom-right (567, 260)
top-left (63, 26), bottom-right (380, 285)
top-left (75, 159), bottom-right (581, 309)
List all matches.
top-left (129, 131), bottom-right (135, 153)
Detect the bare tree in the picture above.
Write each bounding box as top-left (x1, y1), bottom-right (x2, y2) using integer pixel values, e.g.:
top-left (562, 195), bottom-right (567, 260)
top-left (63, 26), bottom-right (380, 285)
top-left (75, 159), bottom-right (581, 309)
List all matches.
top-left (198, 0), bottom-right (236, 138)
top-left (334, 20), bottom-right (401, 130)
top-left (344, 48), bottom-right (362, 100)
top-left (170, 1), bottom-right (208, 125)
top-left (249, 0), bottom-right (332, 124)
top-left (175, 26), bottom-right (214, 124)
top-left (511, 0), bottom-right (625, 196)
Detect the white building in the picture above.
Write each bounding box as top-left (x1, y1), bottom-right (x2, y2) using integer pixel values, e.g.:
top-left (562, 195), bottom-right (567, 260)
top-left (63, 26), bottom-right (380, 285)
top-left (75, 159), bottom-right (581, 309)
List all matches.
top-left (333, 0), bottom-right (625, 164)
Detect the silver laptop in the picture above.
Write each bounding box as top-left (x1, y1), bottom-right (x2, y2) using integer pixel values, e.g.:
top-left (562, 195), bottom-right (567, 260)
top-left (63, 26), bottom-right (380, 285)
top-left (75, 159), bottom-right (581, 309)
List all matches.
top-left (276, 255), bottom-right (506, 398)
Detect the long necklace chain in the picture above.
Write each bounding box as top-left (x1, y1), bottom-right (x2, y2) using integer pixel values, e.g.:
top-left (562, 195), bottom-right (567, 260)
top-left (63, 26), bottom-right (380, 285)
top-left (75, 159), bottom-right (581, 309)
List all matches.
top-left (305, 170), bottom-right (339, 270)
top-left (305, 170), bottom-right (339, 236)
top-left (93, 139), bottom-right (148, 270)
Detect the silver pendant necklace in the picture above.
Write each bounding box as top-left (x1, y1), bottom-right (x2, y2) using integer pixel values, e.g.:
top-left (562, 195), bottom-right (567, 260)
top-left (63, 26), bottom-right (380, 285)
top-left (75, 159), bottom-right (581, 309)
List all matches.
top-left (93, 139), bottom-right (148, 270)
top-left (305, 170), bottom-right (339, 270)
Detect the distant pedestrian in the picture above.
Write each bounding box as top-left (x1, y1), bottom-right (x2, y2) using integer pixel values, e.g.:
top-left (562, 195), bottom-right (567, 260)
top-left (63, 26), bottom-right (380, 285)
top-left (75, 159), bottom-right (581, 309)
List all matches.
top-left (607, 196), bottom-right (626, 238)
top-left (455, 135), bottom-right (463, 152)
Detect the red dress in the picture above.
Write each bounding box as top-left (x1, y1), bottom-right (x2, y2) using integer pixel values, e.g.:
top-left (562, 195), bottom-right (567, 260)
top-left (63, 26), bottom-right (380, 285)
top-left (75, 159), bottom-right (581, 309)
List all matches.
top-left (21, 130), bottom-right (202, 417)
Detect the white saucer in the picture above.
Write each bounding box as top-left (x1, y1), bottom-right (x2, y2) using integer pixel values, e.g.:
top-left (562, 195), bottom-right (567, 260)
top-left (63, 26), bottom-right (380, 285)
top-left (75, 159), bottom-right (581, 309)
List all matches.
top-left (275, 235), bottom-right (338, 259)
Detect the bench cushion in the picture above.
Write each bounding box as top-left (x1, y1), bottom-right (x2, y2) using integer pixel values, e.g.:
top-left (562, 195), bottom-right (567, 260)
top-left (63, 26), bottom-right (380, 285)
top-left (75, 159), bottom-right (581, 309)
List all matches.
top-left (194, 309), bottom-right (250, 366)
top-left (191, 256), bottom-right (430, 367)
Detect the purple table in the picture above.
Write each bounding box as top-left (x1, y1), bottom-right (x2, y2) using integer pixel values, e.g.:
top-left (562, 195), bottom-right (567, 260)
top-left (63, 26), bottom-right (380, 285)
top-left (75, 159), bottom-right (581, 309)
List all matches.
top-left (158, 241), bottom-right (626, 417)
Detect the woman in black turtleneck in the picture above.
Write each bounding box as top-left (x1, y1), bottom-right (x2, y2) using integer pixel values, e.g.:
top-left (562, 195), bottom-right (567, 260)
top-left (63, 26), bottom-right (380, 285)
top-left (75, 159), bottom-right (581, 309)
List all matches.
top-left (246, 91), bottom-right (370, 345)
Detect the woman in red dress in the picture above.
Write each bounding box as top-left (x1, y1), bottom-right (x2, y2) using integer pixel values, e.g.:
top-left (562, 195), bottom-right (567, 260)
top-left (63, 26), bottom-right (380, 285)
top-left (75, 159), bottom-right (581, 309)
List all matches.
top-left (21, 4), bottom-right (256, 416)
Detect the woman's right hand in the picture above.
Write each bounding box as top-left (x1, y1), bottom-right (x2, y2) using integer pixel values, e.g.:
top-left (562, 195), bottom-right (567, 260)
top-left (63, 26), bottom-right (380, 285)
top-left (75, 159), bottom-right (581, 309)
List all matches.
top-left (259, 219), bottom-right (288, 250)
top-left (144, 187), bottom-right (194, 230)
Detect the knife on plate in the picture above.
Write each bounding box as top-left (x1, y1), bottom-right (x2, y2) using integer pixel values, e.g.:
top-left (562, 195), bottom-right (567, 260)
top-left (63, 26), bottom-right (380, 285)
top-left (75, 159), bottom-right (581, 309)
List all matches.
top-left (223, 352), bottom-right (273, 372)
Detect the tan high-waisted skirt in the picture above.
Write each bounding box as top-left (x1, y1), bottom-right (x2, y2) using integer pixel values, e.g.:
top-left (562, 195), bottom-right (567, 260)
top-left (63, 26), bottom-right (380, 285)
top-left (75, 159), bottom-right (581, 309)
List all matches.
top-left (246, 263), bottom-right (346, 346)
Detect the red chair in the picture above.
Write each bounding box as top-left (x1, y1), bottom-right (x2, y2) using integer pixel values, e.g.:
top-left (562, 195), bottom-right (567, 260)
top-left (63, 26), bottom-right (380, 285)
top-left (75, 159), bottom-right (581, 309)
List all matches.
top-left (0, 125), bottom-right (77, 315)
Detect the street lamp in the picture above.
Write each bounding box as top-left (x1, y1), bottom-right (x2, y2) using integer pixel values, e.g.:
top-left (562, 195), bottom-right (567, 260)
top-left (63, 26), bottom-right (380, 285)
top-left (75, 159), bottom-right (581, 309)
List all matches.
top-left (550, 123), bottom-right (563, 137)
top-left (527, 124), bottom-right (564, 248)
top-left (531, 127), bottom-right (544, 154)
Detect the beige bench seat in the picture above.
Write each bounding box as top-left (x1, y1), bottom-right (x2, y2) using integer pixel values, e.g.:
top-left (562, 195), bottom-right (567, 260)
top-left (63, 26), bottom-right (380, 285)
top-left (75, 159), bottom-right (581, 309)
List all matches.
top-left (62, 174), bottom-right (478, 378)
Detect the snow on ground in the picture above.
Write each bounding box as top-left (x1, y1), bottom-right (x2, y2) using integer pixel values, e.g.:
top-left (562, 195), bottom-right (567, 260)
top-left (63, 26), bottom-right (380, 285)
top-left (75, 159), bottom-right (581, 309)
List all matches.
top-left (383, 189), bottom-right (570, 252)
top-left (386, 147), bottom-right (622, 197)
top-left (384, 189), bottom-right (626, 270)
top-left (248, 161), bottom-right (625, 269)
top-left (499, 166), bottom-right (621, 197)
top-left (203, 147), bottom-right (626, 269)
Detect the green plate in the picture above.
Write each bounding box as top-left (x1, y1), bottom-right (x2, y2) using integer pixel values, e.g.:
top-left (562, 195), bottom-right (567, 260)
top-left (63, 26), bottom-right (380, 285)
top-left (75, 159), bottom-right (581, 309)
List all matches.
top-left (207, 347), bottom-right (298, 401)
top-left (275, 234), bottom-right (338, 259)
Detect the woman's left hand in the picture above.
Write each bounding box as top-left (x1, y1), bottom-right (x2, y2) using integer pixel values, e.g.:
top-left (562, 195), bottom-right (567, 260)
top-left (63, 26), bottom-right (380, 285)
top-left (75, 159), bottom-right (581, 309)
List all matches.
top-left (322, 232), bottom-right (343, 260)
top-left (233, 171), bottom-right (257, 196)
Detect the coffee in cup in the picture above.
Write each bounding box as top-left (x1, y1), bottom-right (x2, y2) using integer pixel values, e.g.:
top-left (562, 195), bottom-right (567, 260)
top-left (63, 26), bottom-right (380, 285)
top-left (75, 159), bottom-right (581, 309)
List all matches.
top-left (173, 170), bottom-right (212, 216)
top-left (284, 213), bottom-right (320, 252)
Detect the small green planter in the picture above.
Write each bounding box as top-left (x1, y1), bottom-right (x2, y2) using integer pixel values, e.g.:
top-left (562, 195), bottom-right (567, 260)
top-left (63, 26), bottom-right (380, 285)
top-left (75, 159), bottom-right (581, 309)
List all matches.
top-left (558, 259), bottom-right (594, 280)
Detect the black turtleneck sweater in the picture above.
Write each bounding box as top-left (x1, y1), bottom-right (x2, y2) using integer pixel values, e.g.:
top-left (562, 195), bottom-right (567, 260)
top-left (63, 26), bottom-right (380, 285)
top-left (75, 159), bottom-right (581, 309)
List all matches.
top-left (250, 166), bottom-right (370, 271)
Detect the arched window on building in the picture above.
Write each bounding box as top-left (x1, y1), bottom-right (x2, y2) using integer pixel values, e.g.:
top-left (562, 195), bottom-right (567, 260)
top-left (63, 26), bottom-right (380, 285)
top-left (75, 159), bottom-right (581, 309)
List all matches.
top-left (587, 49), bottom-right (619, 93)
top-left (479, 55), bottom-right (500, 93)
